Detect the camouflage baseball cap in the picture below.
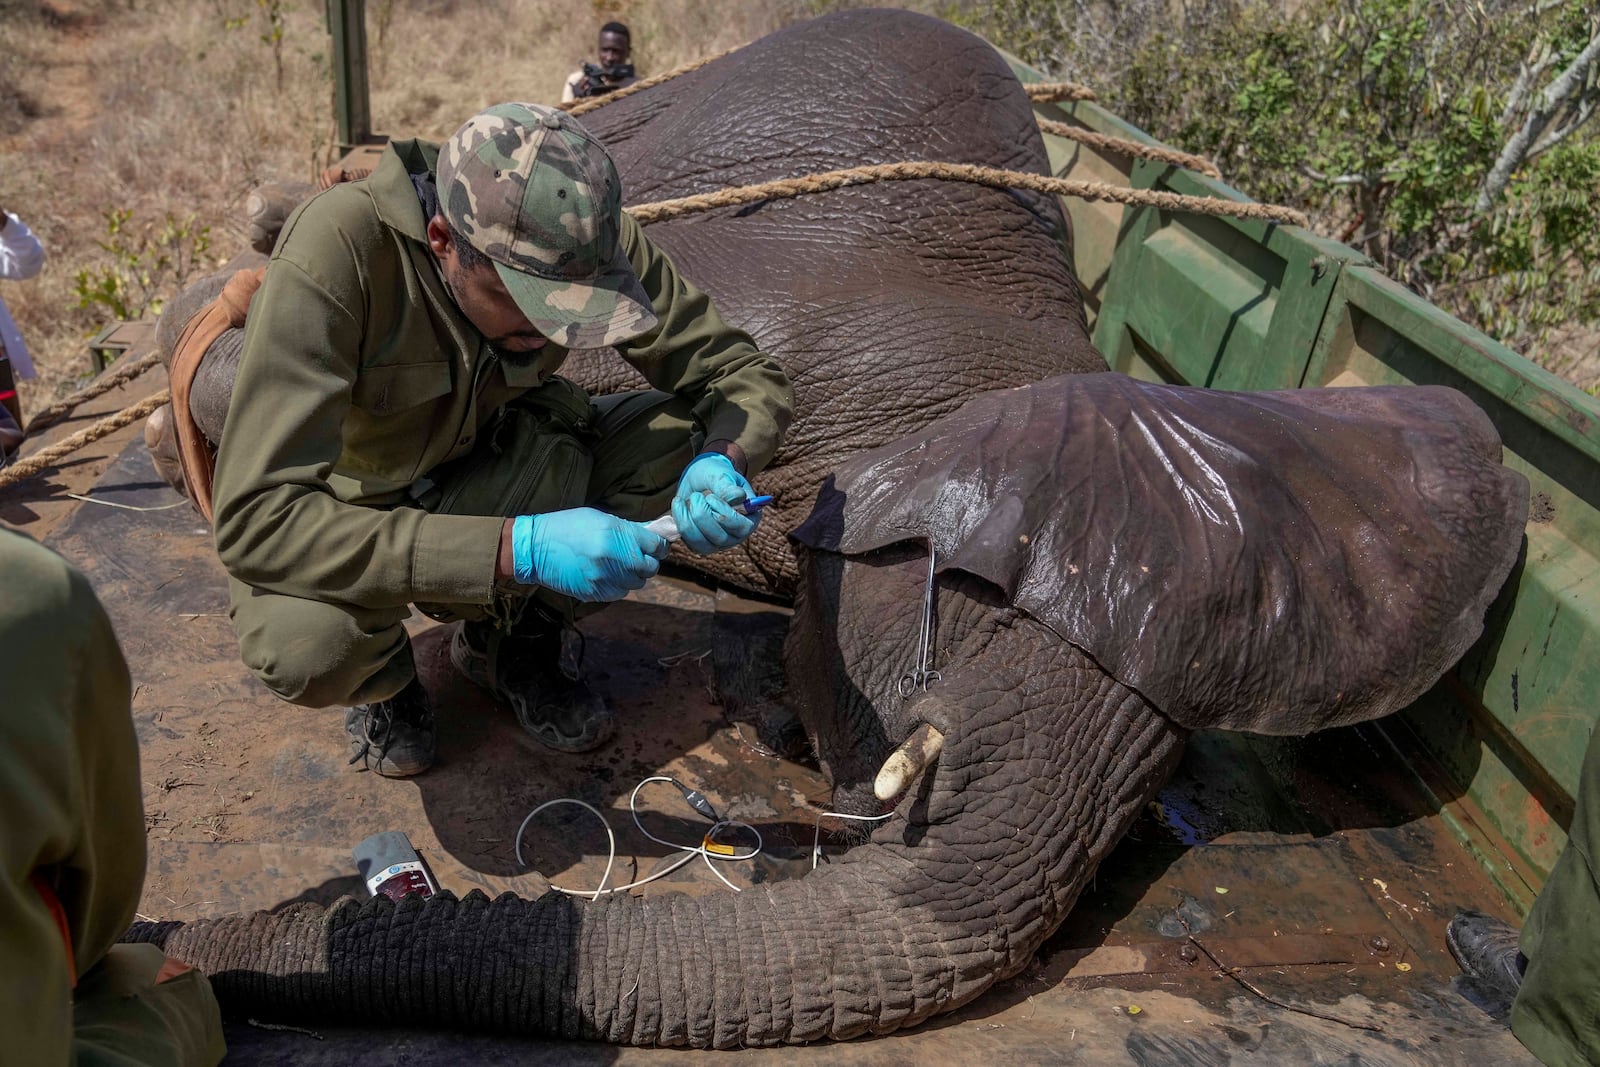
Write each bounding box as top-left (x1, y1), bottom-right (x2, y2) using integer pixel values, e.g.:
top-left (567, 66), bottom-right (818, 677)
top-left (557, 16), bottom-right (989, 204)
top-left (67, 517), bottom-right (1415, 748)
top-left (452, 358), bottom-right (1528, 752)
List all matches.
top-left (437, 102), bottom-right (658, 349)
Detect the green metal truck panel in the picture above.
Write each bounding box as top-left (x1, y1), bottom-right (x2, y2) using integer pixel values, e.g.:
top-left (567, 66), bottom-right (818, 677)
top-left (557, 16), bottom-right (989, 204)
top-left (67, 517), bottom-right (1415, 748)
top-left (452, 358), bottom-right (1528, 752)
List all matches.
top-left (1014, 55), bottom-right (1600, 904)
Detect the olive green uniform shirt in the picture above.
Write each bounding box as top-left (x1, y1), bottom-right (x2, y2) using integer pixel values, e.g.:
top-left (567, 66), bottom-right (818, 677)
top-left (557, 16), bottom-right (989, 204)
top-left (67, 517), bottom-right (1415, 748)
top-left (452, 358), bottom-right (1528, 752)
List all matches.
top-left (0, 529), bottom-right (225, 1065)
top-left (1512, 723), bottom-right (1600, 1066)
top-left (212, 138), bottom-right (792, 611)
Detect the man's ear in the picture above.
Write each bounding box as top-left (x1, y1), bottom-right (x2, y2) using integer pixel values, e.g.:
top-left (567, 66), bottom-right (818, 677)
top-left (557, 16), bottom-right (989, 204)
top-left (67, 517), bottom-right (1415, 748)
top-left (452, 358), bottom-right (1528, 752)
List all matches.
top-left (426, 215), bottom-right (452, 259)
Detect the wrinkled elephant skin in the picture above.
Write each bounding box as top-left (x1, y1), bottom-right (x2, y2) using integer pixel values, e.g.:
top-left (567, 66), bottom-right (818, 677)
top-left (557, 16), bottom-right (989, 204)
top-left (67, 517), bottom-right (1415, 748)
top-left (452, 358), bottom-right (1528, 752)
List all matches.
top-left (566, 10), bottom-right (1103, 593)
top-left (124, 371), bottom-right (1529, 1048)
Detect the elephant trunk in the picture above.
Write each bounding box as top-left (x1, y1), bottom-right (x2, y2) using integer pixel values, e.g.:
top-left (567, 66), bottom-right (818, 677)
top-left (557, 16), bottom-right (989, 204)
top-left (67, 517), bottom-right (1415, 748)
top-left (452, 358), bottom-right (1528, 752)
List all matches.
top-left (126, 650), bottom-right (1182, 1047)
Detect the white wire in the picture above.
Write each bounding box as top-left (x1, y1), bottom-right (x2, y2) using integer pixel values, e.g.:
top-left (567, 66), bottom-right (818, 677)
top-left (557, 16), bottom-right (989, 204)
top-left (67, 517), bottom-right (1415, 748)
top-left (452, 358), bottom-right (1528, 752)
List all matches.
top-left (64, 492), bottom-right (190, 512)
top-left (516, 776), bottom-right (765, 898)
top-left (811, 810), bottom-right (895, 870)
top-left (515, 798), bottom-right (617, 900)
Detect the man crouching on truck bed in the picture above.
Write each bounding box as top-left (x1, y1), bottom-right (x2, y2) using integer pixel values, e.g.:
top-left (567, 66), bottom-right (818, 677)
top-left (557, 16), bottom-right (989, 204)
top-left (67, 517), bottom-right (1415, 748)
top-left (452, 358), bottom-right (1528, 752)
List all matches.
top-left (210, 102), bottom-right (793, 778)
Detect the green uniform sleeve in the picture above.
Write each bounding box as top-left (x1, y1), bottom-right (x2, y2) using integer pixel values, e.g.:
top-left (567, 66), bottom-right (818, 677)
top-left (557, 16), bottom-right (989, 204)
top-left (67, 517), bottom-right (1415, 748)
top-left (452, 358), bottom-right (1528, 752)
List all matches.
top-left (615, 214), bottom-right (794, 474)
top-left (0, 530), bottom-right (225, 1066)
top-left (211, 217), bottom-right (502, 610)
top-left (73, 945), bottom-right (226, 1067)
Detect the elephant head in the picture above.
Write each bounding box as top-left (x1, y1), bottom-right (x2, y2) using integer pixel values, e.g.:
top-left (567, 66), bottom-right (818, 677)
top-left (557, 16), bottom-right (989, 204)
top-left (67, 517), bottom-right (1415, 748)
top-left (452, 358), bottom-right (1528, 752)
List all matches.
top-left (525, 7), bottom-right (1108, 595)
top-left (783, 374), bottom-right (1529, 815)
top-left (124, 372), bottom-right (1528, 1046)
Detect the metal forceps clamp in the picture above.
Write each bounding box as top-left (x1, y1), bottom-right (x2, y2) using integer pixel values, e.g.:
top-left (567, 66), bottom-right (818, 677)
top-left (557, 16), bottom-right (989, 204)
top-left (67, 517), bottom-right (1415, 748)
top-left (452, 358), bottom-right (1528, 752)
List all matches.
top-left (897, 542), bottom-right (941, 698)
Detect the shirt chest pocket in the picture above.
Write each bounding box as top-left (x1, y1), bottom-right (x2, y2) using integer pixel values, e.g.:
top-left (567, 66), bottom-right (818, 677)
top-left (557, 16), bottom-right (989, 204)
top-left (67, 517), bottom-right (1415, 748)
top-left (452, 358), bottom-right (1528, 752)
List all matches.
top-left (341, 360), bottom-right (458, 485)
top-left (350, 361), bottom-right (454, 415)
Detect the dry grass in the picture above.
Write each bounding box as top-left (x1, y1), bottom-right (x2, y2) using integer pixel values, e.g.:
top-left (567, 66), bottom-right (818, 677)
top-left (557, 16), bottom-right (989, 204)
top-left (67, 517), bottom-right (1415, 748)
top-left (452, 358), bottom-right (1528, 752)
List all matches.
top-left (0, 0), bottom-right (819, 410)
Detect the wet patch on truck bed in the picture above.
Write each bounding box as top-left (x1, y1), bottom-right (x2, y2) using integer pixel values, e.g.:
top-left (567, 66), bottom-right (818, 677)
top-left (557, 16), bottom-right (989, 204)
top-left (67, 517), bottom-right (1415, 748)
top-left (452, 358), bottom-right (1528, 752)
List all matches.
top-left (43, 441), bottom-right (1535, 1065)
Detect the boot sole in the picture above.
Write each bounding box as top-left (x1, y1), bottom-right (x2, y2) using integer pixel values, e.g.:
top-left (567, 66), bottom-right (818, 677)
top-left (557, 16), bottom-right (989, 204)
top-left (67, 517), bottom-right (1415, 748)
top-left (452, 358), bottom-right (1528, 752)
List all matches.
top-left (451, 625), bottom-right (615, 753)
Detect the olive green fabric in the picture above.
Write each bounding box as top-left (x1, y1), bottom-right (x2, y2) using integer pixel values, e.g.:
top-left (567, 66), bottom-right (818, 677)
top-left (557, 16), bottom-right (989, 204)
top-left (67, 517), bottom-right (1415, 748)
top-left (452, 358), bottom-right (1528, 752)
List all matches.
top-left (1513, 725), bottom-right (1600, 1067)
top-left (0, 529), bottom-right (225, 1066)
top-left (211, 135), bottom-right (792, 615)
top-left (73, 945), bottom-right (225, 1067)
top-left (229, 386), bottom-right (701, 707)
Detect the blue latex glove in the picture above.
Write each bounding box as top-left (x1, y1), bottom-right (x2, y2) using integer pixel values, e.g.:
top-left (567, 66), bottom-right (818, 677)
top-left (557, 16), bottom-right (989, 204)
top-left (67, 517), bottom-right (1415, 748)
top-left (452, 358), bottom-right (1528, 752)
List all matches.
top-left (672, 453), bottom-right (758, 556)
top-left (512, 508), bottom-right (670, 602)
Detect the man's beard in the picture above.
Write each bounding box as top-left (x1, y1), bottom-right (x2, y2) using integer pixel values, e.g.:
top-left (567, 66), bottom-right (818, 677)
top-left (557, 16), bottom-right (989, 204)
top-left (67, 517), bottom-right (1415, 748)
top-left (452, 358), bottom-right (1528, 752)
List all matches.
top-left (490, 342), bottom-right (548, 368)
top-left (438, 265), bottom-right (550, 368)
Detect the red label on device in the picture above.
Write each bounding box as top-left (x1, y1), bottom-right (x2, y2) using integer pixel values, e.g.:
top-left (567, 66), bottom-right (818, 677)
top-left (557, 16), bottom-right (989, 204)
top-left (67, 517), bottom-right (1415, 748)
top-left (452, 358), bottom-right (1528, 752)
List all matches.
top-left (367, 860), bottom-right (437, 902)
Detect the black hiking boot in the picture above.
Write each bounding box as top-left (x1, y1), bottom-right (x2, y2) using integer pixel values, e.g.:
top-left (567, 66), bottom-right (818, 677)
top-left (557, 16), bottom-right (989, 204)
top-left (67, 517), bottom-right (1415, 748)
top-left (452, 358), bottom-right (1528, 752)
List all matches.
top-left (345, 677), bottom-right (438, 777)
top-left (1447, 909), bottom-right (1526, 1020)
top-left (450, 616), bottom-right (615, 753)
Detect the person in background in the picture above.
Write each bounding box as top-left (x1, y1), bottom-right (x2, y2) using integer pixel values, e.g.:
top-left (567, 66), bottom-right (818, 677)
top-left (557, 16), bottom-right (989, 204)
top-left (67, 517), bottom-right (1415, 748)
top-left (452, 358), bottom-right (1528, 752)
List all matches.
top-left (0, 204), bottom-right (46, 446)
top-left (562, 21), bottom-right (638, 102)
top-left (0, 528), bottom-right (227, 1065)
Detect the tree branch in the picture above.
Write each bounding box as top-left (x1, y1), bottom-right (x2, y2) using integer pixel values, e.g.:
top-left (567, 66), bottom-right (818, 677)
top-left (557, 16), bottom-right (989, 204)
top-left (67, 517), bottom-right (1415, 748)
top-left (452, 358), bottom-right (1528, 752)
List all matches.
top-left (1528, 95), bottom-right (1596, 156)
top-left (1298, 162), bottom-right (1395, 186)
top-left (1499, 45), bottom-right (1561, 127)
top-left (1478, 29), bottom-right (1600, 212)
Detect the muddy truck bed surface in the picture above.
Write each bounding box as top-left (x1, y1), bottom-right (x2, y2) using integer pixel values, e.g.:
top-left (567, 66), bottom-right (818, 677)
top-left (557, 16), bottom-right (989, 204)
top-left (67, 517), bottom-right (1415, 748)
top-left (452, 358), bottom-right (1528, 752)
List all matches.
top-left (16, 436), bottom-right (1531, 1065)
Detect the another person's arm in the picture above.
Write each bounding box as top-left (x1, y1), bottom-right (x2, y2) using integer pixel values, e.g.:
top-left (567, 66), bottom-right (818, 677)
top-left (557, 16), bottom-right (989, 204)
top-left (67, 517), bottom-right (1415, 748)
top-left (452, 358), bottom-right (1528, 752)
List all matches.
top-left (0, 207), bottom-right (46, 281)
top-left (211, 201), bottom-right (504, 610)
top-left (561, 70), bottom-right (583, 103)
top-left (614, 212), bottom-right (795, 477)
top-left (0, 530), bottom-right (225, 1066)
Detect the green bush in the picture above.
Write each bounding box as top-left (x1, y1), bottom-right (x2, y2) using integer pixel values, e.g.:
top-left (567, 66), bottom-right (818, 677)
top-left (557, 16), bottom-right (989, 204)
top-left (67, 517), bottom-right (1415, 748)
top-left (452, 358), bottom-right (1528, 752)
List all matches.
top-left (72, 209), bottom-right (213, 323)
top-left (951, 0), bottom-right (1600, 387)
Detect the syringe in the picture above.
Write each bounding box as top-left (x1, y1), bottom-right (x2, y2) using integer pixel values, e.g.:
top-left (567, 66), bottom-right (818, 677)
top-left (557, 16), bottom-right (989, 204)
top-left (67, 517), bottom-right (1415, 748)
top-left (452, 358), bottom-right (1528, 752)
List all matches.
top-left (643, 495), bottom-right (773, 543)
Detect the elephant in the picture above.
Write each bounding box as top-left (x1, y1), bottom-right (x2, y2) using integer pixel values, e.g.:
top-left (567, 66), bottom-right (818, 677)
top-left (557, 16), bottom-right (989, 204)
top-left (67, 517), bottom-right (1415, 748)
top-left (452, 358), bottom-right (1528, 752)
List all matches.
top-left (122, 372), bottom-right (1529, 1047)
top-left (151, 8), bottom-right (1103, 597)
top-left (562, 7), bottom-right (1105, 594)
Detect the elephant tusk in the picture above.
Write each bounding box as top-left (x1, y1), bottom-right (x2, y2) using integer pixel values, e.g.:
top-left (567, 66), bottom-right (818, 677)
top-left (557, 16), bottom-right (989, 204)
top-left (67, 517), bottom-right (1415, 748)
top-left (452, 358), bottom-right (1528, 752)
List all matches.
top-left (873, 723), bottom-right (946, 802)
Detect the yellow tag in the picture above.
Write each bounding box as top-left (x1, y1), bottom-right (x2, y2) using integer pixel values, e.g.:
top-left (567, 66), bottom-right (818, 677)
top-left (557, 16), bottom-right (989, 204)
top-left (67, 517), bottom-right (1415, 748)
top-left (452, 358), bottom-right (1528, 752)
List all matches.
top-left (1127, 1005), bottom-right (1142, 1015)
top-left (703, 837), bottom-right (736, 856)
top-left (1396, 962), bottom-right (1412, 972)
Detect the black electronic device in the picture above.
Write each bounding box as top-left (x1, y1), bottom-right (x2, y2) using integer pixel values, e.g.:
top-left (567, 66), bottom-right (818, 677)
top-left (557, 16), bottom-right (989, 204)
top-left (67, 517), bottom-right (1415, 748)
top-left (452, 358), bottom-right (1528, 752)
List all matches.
top-left (578, 61), bottom-right (635, 98)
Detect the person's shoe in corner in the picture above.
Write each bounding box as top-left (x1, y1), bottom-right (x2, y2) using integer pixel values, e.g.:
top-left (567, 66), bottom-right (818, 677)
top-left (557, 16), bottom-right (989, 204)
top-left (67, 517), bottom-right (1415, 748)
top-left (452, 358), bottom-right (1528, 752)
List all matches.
top-left (345, 676), bottom-right (437, 777)
top-left (1446, 909), bottom-right (1526, 1020)
top-left (450, 617), bottom-right (615, 753)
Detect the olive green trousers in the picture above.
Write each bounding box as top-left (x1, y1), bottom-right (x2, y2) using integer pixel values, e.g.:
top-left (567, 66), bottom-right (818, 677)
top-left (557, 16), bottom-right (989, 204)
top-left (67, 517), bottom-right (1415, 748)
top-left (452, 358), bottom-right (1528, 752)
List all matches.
top-left (228, 382), bottom-right (700, 708)
top-left (1512, 724), bottom-right (1600, 1067)
top-left (1, 529), bottom-right (226, 1065)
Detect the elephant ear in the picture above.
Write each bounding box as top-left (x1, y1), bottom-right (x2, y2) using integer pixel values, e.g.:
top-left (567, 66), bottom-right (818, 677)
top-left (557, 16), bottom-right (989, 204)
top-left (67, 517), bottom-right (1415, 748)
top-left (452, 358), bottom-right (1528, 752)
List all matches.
top-left (791, 373), bottom-right (1529, 734)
